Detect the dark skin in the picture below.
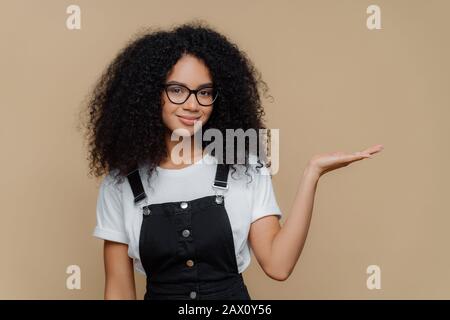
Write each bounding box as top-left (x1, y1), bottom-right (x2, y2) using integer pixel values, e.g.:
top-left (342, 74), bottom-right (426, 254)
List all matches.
top-left (103, 54), bottom-right (214, 299)
top-left (103, 53), bottom-right (385, 298)
top-left (159, 54), bottom-right (213, 169)
top-left (248, 144), bottom-right (384, 280)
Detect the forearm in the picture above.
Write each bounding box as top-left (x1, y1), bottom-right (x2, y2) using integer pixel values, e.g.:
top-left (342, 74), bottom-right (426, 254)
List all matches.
top-left (269, 163), bottom-right (320, 279)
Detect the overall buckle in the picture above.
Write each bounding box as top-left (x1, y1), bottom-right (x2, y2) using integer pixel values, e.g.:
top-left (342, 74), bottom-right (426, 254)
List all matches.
top-left (212, 182), bottom-right (228, 204)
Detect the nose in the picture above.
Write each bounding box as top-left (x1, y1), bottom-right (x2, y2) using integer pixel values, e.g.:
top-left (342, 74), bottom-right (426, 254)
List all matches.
top-left (182, 92), bottom-right (200, 111)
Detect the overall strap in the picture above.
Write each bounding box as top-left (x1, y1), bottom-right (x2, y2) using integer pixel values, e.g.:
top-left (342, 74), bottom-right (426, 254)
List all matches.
top-left (127, 163), bottom-right (230, 205)
top-left (213, 163), bottom-right (230, 189)
top-left (126, 167), bottom-right (147, 205)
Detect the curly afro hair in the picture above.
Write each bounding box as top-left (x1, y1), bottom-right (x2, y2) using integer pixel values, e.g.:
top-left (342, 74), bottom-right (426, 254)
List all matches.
top-left (80, 20), bottom-right (273, 185)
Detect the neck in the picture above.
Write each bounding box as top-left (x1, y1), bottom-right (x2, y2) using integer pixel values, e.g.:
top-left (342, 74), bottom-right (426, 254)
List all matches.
top-left (162, 131), bottom-right (204, 168)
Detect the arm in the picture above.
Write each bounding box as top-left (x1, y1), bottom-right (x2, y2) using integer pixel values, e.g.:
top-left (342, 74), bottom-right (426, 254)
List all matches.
top-left (249, 144), bottom-right (384, 281)
top-left (104, 240), bottom-right (137, 299)
top-left (248, 164), bottom-right (319, 281)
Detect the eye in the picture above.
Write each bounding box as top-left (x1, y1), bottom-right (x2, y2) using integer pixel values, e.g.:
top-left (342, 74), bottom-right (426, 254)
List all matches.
top-left (168, 86), bottom-right (184, 95)
top-left (199, 88), bottom-right (213, 96)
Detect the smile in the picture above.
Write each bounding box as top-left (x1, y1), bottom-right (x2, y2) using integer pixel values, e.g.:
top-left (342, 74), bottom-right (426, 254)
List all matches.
top-left (177, 115), bottom-right (200, 126)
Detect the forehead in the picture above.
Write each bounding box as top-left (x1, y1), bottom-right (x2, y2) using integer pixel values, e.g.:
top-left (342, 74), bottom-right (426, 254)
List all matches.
top-left (165, 54), bottom-right (213, 86)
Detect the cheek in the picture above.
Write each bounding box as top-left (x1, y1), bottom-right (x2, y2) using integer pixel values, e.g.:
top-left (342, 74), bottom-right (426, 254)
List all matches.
top-left (203, 108), bottom-right (213, 121)
top-left (161, 100), bottom-right (177, 128)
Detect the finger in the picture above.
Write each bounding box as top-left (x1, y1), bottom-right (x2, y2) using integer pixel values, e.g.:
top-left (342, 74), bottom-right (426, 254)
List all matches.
top-left (343, 152), bottom-right (372, 162)
top-left (362, 144), bottom-right (384, 155)
top-left (337, 149), bottom-right (375, 164)
top-left (356, 152), bottom-right (372, 159)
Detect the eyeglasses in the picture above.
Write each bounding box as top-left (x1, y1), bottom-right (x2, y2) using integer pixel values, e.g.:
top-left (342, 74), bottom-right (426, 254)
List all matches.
top-left (163, 83), bottom-right (219, 106)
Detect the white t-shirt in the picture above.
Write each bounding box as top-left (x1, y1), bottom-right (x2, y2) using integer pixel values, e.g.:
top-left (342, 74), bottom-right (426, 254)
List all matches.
top-left (93, 152), bottom-right (282, 275)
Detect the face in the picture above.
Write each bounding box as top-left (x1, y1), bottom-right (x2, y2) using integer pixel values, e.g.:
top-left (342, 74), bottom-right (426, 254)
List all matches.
top-left (161, 54), bottom-right (215, 137)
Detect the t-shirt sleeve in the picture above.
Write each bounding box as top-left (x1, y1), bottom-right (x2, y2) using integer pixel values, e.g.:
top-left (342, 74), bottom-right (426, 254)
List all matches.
top-left (92, 173), bottom-right (129, 244)
top-left (250, 163), bottom-right (283, 223)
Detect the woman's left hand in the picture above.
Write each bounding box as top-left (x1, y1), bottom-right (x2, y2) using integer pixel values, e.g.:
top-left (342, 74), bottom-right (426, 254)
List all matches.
top-left (308, 144), bottom-right (384, 178)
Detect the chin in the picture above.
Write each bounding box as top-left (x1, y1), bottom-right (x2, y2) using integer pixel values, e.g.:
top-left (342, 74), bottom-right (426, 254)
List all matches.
top-left (171, 126), bottom-right (195, 137)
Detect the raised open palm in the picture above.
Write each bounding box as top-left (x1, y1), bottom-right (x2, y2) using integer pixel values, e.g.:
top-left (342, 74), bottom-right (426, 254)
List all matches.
top-left (309, 144), bottom-right (384, 177)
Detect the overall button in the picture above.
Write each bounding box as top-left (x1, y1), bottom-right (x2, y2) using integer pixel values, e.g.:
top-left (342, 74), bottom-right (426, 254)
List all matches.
top-left (142, 207), bottom-right (151, 216)
top-left (180, 202), bottom-right (188, 209)
top-left (182, 229), bottom-right (191, 238)
top-left (186, 259), bottom-right (194, 267)
top-left (189, 291), bottom-right (197, 299)
top-left (215, 195), bottom-right (223, 204)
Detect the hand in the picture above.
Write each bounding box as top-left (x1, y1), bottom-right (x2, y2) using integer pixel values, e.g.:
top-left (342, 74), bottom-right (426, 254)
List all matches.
top-left (308, 144), bottom-right (384, 178)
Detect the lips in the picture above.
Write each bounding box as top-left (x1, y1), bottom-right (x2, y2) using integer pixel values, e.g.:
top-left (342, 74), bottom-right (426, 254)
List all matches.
top-left (177, 115), bottom-right (200, 126)
top-left (177, 115), bottom-right (200, 120)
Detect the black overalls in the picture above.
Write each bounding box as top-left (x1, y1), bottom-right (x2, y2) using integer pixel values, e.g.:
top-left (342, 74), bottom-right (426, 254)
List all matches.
top-left (126, 163), bottom-right (252, 300)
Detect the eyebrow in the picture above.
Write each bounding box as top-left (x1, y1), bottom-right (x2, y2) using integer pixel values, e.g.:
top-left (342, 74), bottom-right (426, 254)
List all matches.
top-left (165, 80), bottom-right (213, 88)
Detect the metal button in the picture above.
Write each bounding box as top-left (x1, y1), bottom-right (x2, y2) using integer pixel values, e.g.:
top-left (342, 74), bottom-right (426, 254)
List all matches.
top-left (215, 195), bottom-right (223, 204)
top-left (189, 291), bottom-right (197, 299)
top-left (143, 207), bottom-right (151, 215)
top-left (186, 259), bottom-right (194, 267)
top-left (182, 229), bottom-right (191, 238)
top-left (180, 202), bottom-right (188, 209)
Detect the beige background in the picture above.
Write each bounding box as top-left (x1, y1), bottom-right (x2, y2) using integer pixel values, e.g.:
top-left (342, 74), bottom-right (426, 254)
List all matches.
top-left (1, 0), bottom-right (449, 299)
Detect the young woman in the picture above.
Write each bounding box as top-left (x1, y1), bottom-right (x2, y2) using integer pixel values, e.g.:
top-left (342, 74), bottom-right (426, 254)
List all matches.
top-left (83, 21), bottom-right (384, 300)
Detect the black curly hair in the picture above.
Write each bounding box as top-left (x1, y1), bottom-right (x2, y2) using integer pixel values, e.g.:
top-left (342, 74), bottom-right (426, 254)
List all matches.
top-left (80, 20), bottom-right (274, 185)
